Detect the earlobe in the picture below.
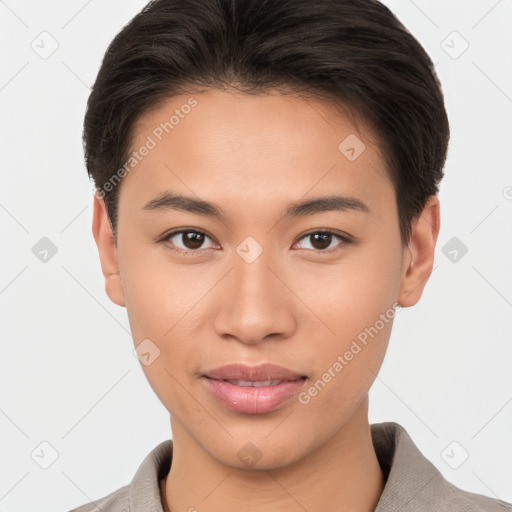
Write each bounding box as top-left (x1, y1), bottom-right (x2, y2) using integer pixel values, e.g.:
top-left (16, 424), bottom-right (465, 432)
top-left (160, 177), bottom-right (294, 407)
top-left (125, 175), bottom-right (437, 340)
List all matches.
top-left (398, 195), bottom-right (440, 308)
top-left (91, 192), bottom-right (126, 307)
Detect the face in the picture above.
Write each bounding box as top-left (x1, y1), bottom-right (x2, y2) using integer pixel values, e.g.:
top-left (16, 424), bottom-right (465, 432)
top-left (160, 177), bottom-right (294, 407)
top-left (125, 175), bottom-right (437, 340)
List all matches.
top-left (93, 89), bottom-right (439, 470)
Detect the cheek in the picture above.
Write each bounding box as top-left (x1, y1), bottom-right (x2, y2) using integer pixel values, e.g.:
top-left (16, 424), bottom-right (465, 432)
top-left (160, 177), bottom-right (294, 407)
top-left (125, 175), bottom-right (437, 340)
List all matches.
top-left (297, 309), bottom-right (395, 424)
top-left (291, 245), bottom-right (401, 339)
top-left (119, 251), bottom-right (210, 393)
top-left (119, 248), bottom-right (207, 340)
top-left (292, 244), bottom-right (401, 399)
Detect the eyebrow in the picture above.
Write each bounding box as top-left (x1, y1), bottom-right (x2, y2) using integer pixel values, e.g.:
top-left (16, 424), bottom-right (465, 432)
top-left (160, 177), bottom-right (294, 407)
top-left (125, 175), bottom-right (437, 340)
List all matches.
top-left (142, 192), bottom-right (370, 221)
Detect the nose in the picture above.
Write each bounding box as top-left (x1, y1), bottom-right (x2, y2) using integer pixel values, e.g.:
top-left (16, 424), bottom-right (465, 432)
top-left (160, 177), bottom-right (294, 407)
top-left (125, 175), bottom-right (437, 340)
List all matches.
top-left (213, 246), bottom-right (296, 346)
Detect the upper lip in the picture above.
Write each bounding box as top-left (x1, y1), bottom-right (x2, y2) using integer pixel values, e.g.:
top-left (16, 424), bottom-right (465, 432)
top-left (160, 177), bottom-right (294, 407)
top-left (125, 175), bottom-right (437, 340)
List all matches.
top-left (203, 363), bottom-right (306, 381)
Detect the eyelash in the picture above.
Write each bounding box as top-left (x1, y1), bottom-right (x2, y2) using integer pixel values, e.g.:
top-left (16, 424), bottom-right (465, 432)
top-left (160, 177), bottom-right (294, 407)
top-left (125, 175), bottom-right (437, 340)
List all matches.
top-left (158, 228), bottom-right (352, 256)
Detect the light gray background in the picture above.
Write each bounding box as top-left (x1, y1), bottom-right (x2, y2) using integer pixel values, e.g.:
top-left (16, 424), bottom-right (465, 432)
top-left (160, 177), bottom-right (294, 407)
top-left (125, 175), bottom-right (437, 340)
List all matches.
top-left (1, 1), bottom-right (511, 511)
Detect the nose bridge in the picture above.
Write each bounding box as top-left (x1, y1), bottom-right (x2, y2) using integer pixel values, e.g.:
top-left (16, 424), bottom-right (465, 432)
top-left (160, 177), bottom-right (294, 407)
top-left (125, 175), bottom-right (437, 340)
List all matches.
top-left (233, 247), bottom-right (275, 304)
top-left (213, 241), bottom-right (295, 343)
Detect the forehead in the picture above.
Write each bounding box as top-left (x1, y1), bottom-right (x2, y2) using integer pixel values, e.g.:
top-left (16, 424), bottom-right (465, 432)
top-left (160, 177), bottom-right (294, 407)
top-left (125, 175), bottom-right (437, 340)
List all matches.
top-left (120, 89), bottom-right (394, 217)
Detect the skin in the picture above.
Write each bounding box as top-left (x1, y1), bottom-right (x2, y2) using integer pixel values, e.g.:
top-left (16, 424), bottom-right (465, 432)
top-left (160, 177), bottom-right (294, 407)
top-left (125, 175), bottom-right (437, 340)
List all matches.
top-left (92, 89), bottom-right (440, 512)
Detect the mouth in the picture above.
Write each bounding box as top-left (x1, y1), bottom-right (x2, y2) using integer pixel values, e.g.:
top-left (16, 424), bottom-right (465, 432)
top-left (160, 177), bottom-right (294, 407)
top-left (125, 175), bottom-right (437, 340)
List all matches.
top-left (211, 378), bottom-right (304, 387)
top-left (201, 364), bottom-right (308, 414)
top-left (202, 362), bottom-right (307, 382)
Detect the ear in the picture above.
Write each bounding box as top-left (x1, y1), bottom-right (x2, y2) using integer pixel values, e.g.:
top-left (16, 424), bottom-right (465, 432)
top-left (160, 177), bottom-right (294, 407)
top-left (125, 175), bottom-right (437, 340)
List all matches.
top-left (398, 195), bottom-right (440, 308)
top-left (92, 192), bottom-right (126, 307)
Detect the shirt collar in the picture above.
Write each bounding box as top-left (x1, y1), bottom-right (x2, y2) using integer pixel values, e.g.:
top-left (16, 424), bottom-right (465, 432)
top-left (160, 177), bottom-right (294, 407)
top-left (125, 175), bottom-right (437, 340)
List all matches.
top-left (372, 421), bottom-right (442, 510)
top-left (129, 438), bottom-right (171, 512)
top-left (127, 421), bottom-right (449, 512)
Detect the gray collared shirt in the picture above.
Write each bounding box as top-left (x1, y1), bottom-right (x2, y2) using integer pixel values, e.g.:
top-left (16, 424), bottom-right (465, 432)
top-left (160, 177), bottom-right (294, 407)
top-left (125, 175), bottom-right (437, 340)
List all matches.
top-left (68, 421), bottom-right (511, 511)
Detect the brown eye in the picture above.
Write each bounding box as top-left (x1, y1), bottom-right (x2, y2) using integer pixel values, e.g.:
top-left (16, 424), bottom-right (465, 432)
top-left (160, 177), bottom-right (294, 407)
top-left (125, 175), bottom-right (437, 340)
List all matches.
top-left (163, 229), bottom-right (216, 252)
top-left (295, 230), bottom-right (350, 252)
top-left (181, 231), bottom-right (205, 249)
top-left (309, 232), bottom-right (333, 250)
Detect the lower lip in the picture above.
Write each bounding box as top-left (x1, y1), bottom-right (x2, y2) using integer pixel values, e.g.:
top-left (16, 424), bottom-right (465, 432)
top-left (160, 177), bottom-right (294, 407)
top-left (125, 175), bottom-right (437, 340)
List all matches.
top-left (202, 377), bottom-right (307, 414)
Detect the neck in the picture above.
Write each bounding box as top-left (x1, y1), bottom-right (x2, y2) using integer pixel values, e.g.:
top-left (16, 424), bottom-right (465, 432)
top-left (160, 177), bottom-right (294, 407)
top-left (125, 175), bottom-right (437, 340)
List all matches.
top-left (162, 397), bottom-right (385, 512)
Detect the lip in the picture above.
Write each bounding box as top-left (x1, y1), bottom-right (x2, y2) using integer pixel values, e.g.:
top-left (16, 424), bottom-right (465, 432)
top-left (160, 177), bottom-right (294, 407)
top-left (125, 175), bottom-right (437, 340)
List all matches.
top-left (203, 363), bottom-right (306, 381)
top-left (201, 363), bottom-right (308, 414)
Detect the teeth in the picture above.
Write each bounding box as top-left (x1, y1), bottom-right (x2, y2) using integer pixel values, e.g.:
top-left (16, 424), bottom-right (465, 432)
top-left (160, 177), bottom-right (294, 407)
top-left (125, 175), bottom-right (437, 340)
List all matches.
top-left (225, 379), bottom-right (283, 387)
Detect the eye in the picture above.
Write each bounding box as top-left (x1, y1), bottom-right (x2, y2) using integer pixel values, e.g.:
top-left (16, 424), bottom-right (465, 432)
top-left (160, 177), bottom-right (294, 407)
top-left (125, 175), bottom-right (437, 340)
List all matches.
top-left (161, 229), bottom-right (218, 254)
top-left (159, 228), bottom-right (352, 255)
top-left (294, 229), bottom-right (351, 253)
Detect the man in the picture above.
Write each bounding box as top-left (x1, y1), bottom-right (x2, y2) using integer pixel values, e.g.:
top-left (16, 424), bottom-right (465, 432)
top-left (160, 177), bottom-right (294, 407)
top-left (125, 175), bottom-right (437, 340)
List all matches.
top-left (70, 0), bottom-right (511, 510)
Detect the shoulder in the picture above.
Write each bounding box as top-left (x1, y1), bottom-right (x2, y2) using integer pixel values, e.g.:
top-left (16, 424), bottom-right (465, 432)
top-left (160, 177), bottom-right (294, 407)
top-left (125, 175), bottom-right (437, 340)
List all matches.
top-left (432, 477), bottom-right (512, 511)
top-left (65, 439), bottom-right (173, 512)
top-left (371, 421), bottom-right (512, 512)
top-left (67, 484), bottom-right (130, 512)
